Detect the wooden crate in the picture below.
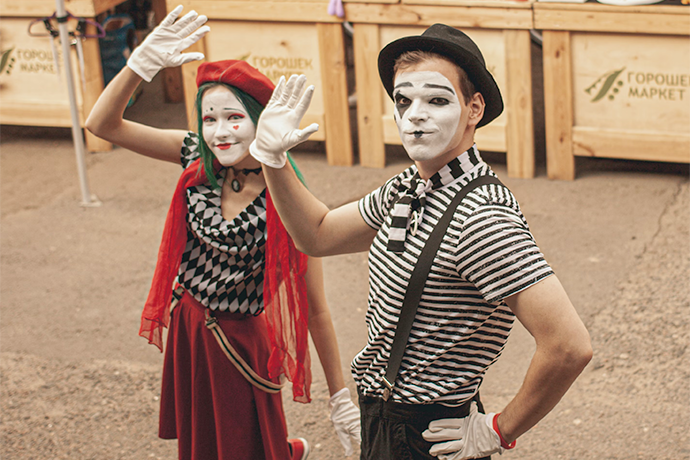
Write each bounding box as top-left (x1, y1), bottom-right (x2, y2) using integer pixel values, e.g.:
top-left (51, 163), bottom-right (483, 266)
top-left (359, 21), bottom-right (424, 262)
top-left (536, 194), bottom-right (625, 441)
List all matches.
top-left (0, 0), bottom-right (125, 152)
top-left (346, 1), bottom-right (536, 178)
top-left (169, 0), bottom-right (353, 166)
top-left (536, 2), bottom-right (690, 180)
top-left (344, 0), bottom-right (400, 3)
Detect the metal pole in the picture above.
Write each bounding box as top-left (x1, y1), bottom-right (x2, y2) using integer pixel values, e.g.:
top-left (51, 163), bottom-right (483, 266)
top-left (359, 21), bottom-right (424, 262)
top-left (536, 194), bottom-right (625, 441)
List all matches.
top-left (54, 0), bottom-right (100, 207)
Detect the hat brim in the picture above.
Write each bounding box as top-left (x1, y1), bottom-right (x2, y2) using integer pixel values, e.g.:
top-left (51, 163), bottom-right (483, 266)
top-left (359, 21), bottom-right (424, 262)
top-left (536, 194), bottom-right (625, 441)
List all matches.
top-left (378, 35), bottom-right (503, 128)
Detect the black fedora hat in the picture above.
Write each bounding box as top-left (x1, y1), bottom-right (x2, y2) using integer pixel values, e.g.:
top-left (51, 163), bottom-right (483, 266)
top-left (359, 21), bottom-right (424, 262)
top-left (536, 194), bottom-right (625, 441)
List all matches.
top-left (378, 24), bottom-right (503, 128)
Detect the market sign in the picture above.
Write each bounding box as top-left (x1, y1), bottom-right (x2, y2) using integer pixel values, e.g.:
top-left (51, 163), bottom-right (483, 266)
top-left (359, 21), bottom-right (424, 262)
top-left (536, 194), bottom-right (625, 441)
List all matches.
top-left (586, 67), bottom-right (688, 103)
top-left (572, 32), bottom-right (690, 134)
top-left (0, 17), bottom-right (81, 127)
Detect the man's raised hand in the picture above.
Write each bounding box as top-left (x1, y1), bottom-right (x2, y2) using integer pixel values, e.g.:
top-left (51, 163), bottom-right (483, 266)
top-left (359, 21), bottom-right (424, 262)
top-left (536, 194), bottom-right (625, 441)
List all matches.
top-left (250, 74), bottom-right (319, 169)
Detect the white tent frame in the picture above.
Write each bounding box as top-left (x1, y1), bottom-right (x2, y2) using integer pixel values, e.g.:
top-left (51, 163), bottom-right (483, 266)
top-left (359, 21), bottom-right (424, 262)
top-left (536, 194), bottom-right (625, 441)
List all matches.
top-left (54, 0), bottom-right (100, 207)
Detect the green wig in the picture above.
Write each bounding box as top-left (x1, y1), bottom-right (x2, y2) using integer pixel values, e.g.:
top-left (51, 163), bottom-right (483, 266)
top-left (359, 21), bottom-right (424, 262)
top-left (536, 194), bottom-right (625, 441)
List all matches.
top-left (194, 82), bottom-right (306, 189)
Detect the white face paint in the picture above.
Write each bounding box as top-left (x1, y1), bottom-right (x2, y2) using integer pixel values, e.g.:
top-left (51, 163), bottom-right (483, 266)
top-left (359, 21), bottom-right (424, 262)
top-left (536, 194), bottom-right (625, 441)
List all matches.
top-left (393, 71), bottom-right (462, 162)
top-left (201, 85), bottom-right (256, 166)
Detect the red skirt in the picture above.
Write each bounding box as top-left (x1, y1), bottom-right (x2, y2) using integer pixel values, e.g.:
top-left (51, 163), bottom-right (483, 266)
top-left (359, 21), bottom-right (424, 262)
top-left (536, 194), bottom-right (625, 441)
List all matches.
top-left (159, 291), bottom-right (291, 460)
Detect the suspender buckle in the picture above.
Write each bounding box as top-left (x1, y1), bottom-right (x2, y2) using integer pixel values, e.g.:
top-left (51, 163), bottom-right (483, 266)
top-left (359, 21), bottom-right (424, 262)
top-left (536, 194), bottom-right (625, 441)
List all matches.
top-left (382, 376), bottom-right (394, 401)
top-left (204, 309), bottom-right (218, 328)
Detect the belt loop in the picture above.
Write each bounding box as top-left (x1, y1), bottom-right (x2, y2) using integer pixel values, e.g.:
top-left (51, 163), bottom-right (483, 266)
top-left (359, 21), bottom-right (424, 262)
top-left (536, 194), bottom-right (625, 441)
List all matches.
top-left (382, 376), bottom-right (394, 402)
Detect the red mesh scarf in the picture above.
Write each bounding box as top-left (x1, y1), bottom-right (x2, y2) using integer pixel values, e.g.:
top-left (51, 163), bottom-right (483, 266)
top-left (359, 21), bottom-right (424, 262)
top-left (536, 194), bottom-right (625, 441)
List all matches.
top-left (139, 158), bottom-right (311, 403)
top-left (265, 191), bottom-right (311, 403)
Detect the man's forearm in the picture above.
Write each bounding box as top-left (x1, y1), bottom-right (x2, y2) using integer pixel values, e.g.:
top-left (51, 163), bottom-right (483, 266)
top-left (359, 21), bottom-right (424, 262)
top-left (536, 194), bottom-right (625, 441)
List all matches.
top-left (263, 162), bottom-right (376, 257)
top-left (497, 340), bottom-right (592, 442)
top-left (500, 275), bottom-right (593, 443)
top-left (262, 163), bottom-right (332, 256)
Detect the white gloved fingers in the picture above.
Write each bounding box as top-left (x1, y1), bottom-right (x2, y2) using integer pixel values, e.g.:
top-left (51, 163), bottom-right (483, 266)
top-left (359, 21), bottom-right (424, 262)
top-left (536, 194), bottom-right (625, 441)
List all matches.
top-left (280, 74), bottom-right (300, 105)
top-left (174, 25), bottom-right (210, 53)
top-left (168, 52), bottom-right (205, 68)
top-left (422, 427), bottom-right (462, 443)
top-left (127, 6), bottom-right (207, 81)
top-left (335, 430), bottom-right (354, 457)
top-left (287, 123), bottom-right (319, 147)
top-left (329, 388), bottom-right (362, 457)
top-left (268, 76), bottom-right (286, 106)
top-left (295, 85), bottom-right (315, 120)
top-left (170, 9), bottom-right (200, 33)
top-left (426, 418), bottom-right (464, 432)
top-left (429, 440), bottom-right (465, 457)
top-left (160, 5), bottom-right (184, 27)
top-left (252, 74), bottom-right (317, 167)
top-left (287, 75), bottom-right (307, 109)
top-left (177, 15), bottom-right (208, 39)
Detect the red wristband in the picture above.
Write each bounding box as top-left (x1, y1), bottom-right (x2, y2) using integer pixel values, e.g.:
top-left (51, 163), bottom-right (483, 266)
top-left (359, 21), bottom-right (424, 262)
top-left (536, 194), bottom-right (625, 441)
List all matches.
top-left (492, 413), bottom-right (516, 450)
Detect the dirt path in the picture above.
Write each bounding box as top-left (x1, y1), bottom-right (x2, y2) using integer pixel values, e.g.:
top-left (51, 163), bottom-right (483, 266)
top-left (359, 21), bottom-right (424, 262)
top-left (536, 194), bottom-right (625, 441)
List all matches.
top-left (1, 76), bottom-right (688, 459)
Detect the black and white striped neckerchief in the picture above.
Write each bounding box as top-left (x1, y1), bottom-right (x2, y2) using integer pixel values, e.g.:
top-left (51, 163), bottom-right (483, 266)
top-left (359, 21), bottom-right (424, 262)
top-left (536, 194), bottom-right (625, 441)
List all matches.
top-left (386, 145), bottom-right (482, 253)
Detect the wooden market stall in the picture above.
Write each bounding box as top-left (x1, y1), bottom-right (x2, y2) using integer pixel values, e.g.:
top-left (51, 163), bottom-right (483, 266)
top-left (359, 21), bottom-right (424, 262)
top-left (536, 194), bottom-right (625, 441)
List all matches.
top-left (167, 0), bottom-right (354, 166)
top-left (344, 0), bottom-right (537, 178)
top-left (0, 0), bottom-right (128, 152)
top-left (535, 2), bottom-right (690, 180)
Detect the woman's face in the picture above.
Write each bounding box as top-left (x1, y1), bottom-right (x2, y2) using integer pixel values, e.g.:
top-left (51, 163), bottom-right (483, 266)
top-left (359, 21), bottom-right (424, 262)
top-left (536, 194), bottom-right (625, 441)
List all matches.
top-left (201, 85), bottom-right (256, 166)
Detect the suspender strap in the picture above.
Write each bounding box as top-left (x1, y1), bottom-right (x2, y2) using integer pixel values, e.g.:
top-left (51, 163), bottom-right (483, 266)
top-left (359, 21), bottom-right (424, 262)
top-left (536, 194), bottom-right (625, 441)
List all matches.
top-left (172, 286), bottom-right (283, 394)
top-left (382, 174), bottom-right (505, 401)
top-left (205, 310), bottom-right (284, 394)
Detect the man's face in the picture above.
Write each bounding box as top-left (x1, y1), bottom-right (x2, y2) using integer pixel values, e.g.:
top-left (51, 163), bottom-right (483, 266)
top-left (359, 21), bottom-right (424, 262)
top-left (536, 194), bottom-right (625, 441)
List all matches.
top-left (392, 57), bottom-right (468, 163)
top-left (201, 85), bottom-right (256, 166)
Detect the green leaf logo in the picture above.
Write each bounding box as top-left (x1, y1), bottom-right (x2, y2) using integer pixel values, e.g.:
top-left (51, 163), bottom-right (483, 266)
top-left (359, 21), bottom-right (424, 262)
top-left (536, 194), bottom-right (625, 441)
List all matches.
top-left (585, 67), bottom-right (626, 102)
top-left (0, 47), bottom-right (15, 75)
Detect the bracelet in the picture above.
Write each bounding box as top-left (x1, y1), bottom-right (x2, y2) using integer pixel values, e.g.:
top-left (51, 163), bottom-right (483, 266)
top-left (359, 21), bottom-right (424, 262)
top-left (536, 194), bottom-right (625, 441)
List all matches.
top-left (492, 413), bottom-right (516, 450)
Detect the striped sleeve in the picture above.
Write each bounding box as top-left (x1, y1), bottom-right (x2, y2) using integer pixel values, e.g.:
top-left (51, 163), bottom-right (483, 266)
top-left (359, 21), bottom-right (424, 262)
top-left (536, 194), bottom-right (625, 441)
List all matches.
top-left (456, 204), bottom-right (553, 304)
top-left (358, 176), bottom-right (398, 230)
top-left (180, 131), bottom-right (200, 169)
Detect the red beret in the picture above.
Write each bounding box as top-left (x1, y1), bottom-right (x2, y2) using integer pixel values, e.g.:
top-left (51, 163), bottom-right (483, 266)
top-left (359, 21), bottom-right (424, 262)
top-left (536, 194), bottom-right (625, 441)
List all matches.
top-left (195, 60), bottom-right (275, 107)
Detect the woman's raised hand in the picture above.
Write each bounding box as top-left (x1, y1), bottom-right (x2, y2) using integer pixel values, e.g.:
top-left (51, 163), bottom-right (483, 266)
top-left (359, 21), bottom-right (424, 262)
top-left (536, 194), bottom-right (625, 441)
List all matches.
top-left (127, 5), bottom-right (210, 82)
top-left (250, 74), bottom-right (320, 169)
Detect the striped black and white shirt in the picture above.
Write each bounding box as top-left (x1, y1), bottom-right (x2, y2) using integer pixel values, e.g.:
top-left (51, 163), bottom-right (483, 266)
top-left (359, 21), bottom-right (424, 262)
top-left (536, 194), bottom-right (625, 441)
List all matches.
top-left (354, 145), bottom-right (553, 406)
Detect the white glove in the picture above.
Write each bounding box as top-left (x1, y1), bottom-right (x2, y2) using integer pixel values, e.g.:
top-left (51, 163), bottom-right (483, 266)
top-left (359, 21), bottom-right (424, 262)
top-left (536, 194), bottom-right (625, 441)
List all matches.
top-left (249, 74), bottom-right (319, 169)
top-left (422, 402), bottom-right (506, 460)
top-left (127, 5), bottom-right (209, 82)
top-left (328, 387), bottom-right (361, 457)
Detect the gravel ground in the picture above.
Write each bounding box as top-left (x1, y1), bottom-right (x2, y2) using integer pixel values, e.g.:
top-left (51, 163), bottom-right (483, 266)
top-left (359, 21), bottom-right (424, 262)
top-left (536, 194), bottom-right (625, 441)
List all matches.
top-left (1, 73), bottom-right (688, 459)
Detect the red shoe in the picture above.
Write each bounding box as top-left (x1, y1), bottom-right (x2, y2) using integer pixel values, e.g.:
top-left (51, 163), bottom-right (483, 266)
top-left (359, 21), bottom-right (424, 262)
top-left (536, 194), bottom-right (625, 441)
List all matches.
top-left (288, 437), bottom-right (310, 460)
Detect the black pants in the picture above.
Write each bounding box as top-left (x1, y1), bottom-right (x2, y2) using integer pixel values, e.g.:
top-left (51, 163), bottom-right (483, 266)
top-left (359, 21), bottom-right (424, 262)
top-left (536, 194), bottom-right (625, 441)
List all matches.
top-left (359, 390), bottom-right (491, 460)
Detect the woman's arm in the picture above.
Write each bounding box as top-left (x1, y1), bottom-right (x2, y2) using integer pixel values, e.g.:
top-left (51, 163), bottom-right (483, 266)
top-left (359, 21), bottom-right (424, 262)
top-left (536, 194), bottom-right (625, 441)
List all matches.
top-left (85, 6), bottom-right (209, 163)
top-left (305, 257), bottom-right (361, 456)
top-left (305, 257), bottom-right (345, 395)
top-left (85, 67), bottom-right (188, 163)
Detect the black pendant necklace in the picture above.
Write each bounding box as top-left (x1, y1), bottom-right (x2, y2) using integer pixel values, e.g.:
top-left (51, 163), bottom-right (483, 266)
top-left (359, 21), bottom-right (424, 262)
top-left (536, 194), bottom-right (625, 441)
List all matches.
top-left (227, 166), bottom-right (262, 193)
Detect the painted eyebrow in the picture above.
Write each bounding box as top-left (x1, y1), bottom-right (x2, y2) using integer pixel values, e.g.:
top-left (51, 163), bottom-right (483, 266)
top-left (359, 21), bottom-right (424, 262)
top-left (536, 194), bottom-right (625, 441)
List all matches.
top-left (423, 83), bottom-right (455, 94)
top-left (393, 82), bottom-right (455, 95)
